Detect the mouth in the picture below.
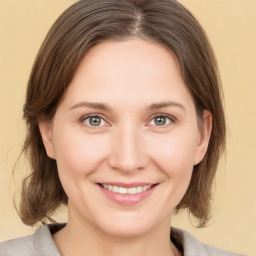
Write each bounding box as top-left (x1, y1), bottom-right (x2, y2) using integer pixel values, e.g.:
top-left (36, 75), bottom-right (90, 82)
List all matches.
top-left (98, 183), bottom-right (157, 195)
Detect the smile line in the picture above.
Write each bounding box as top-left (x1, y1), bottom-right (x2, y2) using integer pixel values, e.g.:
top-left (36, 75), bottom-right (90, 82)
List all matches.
top-left (98, 183), bottom-right (156, 195)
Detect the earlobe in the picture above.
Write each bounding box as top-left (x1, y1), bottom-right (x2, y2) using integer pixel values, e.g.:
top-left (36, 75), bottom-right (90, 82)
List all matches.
top-left (194, 110), bottom-right (212, 165)
top-left (38, 121), bottom-right (56, 159)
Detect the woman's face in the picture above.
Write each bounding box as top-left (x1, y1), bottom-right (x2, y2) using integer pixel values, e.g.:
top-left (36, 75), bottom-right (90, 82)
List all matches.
top-left (40, 39), bottom-right (211, 237)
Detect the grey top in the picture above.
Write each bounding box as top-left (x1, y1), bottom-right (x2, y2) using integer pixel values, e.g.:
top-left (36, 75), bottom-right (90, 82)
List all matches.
top-left (0, 223), bottom-right (245, 256)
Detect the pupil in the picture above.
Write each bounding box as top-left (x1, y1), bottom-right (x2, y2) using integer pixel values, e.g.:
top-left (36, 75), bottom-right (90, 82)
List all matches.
top-left (89, 117), bottom-right (101, 126)
top-left (156, 117), bottom-right (166, 126)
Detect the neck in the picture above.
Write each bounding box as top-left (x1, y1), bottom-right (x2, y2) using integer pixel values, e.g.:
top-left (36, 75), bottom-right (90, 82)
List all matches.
top-left (53, 212), bottom-right (180, 256)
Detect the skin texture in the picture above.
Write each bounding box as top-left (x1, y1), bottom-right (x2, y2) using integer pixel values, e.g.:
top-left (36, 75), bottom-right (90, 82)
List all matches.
top-left (39, 39), bottom-right (212, 256)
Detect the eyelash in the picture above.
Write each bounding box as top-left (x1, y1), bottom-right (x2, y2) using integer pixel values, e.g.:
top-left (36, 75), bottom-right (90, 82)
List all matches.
top-left (80, 113), bottom-right (176, 129)
top-left (80, 114), bottom-right (108, 129)
top-left (149, 114), bottom-right (176, 127)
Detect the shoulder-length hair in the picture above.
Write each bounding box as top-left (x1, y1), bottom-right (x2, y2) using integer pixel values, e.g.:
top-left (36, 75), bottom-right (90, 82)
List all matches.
top-left (20, 0), bottom-right (225, 228)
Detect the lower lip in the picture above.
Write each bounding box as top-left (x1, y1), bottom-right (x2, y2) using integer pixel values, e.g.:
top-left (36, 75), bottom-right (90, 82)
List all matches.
top-left (98, 185), bottom-right (158, 205)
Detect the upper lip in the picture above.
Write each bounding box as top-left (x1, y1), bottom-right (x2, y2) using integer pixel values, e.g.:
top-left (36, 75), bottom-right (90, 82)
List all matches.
top-left (97, 182), bottom-right (157, 188)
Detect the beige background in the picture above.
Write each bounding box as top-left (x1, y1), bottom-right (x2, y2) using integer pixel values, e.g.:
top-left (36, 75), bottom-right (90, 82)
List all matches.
top-left (0, 0), bottom-right (255, 255)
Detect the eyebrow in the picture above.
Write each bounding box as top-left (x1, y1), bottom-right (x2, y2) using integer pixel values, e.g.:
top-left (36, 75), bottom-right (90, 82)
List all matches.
top-left (69, 101), bottom-right (185, 111)
top-left (69, 102), bottom-right (112, 111)
top-left (149, 101), bottom-right (185, 111)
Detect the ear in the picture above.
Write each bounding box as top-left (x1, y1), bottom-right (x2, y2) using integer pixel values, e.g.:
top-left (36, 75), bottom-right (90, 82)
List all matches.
top-left (38, 121), bottom-right (56, 159)
top-left (193, 110), bottom-right (212, 165)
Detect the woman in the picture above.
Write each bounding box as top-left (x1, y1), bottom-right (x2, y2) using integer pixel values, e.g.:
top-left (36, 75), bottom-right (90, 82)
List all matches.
top-left (0, 0), bottom-right (245, 255)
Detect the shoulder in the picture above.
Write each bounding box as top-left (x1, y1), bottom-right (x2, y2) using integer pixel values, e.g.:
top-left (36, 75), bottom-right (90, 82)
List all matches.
top-left (0, 224), bottom-right (64, 256)
top-left (171, 227), bottom-right (246, 256)
top-left (0, 232), bottom-right (35, 256)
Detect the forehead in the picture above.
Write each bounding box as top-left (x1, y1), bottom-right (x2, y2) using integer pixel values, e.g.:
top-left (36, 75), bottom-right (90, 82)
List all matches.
top-left (61, 38), bottom-right (194, 110)
top-left (76, 38), bottom-right (181, 83)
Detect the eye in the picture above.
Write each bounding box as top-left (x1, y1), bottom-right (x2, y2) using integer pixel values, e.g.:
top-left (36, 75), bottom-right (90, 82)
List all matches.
top-left (82, 115), bottom-right (107, 127)
top-left (149, 114), bottom-right (173, 126)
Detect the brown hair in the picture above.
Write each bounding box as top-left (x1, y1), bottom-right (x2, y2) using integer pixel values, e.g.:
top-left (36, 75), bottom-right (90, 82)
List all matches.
top-left (20, 0), bottom-right (225, 227)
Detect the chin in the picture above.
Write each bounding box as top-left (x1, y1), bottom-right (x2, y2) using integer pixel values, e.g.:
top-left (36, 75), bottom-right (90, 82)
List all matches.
top-left (95, 211), bottom-right (166, 238)
top-left (102, 222), bottom-right (151, 238)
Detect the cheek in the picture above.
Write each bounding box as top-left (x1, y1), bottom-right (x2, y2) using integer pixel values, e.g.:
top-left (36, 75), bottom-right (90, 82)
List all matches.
top-left (53, 128), bottom-right (109, 177)
top-left (149, 134), bottom-right (197, 204)
top-left (148, 130), bottom-right (198, 175)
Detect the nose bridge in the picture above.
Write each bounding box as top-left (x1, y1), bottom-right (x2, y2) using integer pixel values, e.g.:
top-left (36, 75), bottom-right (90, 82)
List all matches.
top-left (108, 121), bottom-right (148, 172)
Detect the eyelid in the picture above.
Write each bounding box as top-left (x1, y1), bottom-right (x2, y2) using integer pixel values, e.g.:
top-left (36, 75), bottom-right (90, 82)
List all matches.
top-left (80, 113), bottom-right (110, 128)
top-left (79, 113), bottom-right (176, 129)
top-left (147, 113), bottom-right (176, 127)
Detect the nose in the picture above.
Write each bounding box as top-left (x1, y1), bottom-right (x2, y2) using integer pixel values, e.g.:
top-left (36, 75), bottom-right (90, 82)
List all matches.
top-left (107, 123), bottom-right (149, 173)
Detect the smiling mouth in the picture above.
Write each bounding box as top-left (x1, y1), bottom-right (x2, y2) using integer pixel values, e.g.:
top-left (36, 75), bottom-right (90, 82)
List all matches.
top-left (98, 183), bottom-right (157, 195)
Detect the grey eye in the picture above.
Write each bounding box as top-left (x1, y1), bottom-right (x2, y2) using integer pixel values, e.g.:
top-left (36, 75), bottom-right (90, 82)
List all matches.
top-left (150, 115), bottom-right (171, 126)
top-left (83, 116), bottom-right (106, 127)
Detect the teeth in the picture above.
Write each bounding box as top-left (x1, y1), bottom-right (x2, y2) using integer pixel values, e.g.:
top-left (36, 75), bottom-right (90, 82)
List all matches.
top-left (127, 187), bottom-right (136, 194)
top-left (119, 187), bottom-right (127, 194)
top-left (112, 185), bottom-right (118, 192)
top-left (102, 184), bottom-right (152, 194)
top-left (136, 186), bottom-right (142, 193)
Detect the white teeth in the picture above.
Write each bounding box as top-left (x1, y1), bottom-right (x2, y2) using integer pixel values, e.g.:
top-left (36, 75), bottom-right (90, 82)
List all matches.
top-left (142, 185), bottom-right (148, 192)
top-left (119, 187), bottom-right (128, 194)
top-left (102, 184), bottom-right (152, 194)
top-left (136, 186), bottom-right (142, 193)
top-left (112, 185), bottom-right (118, 192)
top-left (127, 187), bottom-right (136, 194)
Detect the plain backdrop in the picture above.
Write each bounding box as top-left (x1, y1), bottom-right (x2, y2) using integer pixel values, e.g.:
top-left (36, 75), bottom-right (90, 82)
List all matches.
top-left (0, 1), bottom-right (255, 255)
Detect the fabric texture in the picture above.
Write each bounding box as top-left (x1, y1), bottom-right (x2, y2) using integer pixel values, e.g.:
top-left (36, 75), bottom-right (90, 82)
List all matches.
top-left (0, 223), bottom-right (246, 256)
